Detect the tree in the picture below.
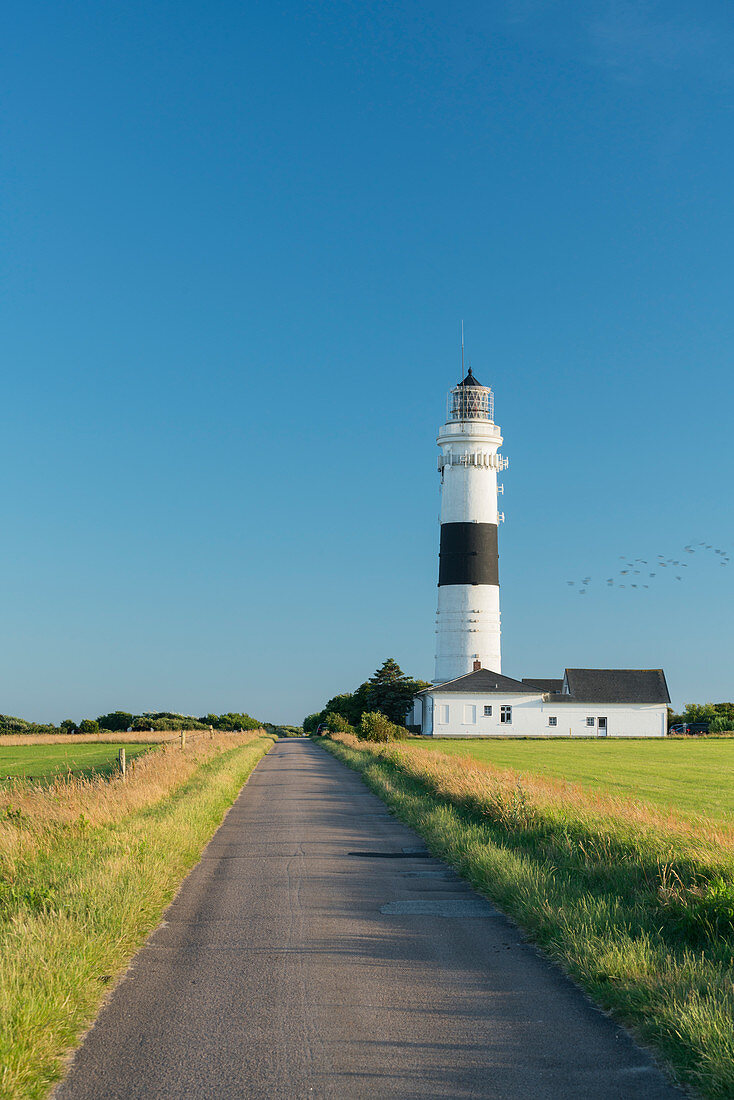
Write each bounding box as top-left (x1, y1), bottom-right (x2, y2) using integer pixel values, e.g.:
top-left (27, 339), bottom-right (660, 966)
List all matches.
top-left (96, 711), bottom-right (133, 732)
top-left (78, 718), bottom-right (99, 734)
top-left (60, 719), bottom-right (77, 735)
top-left (302, 713), bottom-right (320, 734)
top-left (365, 658), bottom-right (431, 725)
top-left (682, 702), bottom-right (734, 733)
top-left (323, 690), bottom-right (365, 726)
top-left (210, 712), bottom-right (260, 731)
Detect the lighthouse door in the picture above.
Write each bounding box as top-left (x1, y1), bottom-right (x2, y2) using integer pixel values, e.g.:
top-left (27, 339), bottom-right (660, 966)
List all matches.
top-left (598, 717), bottom-right (608, 737)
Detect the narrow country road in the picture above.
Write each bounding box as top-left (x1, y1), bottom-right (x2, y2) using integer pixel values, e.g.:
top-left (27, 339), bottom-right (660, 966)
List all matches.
top-left (56, 738), bottom-right (682, 1099)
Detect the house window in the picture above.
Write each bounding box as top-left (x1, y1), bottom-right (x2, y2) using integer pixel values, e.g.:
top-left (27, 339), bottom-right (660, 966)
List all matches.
top-left (463, 704), bottom-right (476, 724)
top-left (500, 706), bottom-right (512, 724)
top-left (548, 716), bottom-right (557, 727)
top-left (586, 717), bottom-right (595, 727)
top-left (438, 705), bottom-right (450, 724)
top-left (483, 705), bottom-right (492, 716)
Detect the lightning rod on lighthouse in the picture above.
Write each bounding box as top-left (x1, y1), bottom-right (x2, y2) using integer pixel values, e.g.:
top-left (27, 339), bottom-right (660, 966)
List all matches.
top-left (434, 359), bottom-right (507, 683)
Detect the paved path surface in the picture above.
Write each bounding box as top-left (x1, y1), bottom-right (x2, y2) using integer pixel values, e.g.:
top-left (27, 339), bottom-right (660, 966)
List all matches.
top-left (56, 738), bottom-right (683, 1099)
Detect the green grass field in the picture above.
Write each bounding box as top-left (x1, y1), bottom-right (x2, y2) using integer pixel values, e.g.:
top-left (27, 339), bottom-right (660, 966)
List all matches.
top-left (0, 743), bottom-right (155, 783)
top-left (409, 738), bottom-right (734, 821)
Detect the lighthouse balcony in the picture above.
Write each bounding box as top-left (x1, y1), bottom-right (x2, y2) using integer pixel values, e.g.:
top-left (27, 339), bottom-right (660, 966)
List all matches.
top-left (438, 452), bottom-right (508, 471)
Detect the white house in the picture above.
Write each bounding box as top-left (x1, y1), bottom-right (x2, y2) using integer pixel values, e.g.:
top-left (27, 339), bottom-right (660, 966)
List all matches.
top-left (411, 666), bottom-right (670, 738)
top-left (415, 361), bottom-right (671, 738)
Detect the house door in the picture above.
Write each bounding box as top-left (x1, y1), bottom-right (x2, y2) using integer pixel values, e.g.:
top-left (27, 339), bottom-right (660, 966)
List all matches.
top-left (598, 717), bottom-right (607, 737)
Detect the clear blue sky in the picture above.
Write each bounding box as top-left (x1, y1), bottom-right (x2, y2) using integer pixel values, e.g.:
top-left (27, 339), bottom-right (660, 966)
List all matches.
top-left (2, 1), bottom-right (733, 724)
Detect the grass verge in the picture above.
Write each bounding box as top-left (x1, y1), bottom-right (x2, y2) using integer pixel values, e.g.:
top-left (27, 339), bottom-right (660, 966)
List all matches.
top-left (0, 730), bottom-right (275, 1100)
top-left (320, 734), bottom-right (734, 1100)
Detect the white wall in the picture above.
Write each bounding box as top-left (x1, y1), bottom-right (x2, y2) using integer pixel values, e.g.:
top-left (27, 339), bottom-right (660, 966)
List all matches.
top-left (422, 691), bottom-right (666, 738)
top-left (435, 584), bottom-right (501, 681)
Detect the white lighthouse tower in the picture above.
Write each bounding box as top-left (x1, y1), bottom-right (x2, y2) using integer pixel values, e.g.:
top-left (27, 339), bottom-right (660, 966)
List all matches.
top-left (434, 363), bottom-right (508, 683)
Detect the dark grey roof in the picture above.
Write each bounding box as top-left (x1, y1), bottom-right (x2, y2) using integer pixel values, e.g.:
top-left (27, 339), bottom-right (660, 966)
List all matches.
top-left (420, 667), bottom-right (670, 704)
top-left (563, 669), bottom-right (670, 704)
top-left (457, 367), bottom-right (483, 388)
top-left (522, 678), bottom-right (564, 693)
top-left (418, 668), bottom-right (540, 695)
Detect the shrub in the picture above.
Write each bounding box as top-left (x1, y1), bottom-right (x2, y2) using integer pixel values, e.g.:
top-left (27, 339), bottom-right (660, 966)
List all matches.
top-left (78, 719), bottom-right (99, 735)
top-left (322, 712), bottom-right (355, 736)
top-left (358, 711), bottom-right (409, 743)
top-left (60, 720), bottom-right (77, 735)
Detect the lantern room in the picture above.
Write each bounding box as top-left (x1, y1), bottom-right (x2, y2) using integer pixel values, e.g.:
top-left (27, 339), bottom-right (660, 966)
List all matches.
top-left (448, 368), bottom-right (495, 422)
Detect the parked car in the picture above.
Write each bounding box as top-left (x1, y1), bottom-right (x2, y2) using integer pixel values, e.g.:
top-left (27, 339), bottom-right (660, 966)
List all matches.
top-left (314, 723), bottom-right (329, 737)
top-left (668, 722), bottom-right (710, 735)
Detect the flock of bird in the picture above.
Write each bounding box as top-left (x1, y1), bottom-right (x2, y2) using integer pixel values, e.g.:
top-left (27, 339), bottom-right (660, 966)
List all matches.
top-left (567, 542), bottom-right (731, 595)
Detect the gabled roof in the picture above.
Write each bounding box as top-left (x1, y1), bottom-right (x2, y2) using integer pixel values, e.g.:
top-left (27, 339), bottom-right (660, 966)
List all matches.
top-left (418, 668), bottom-right (540, 695)
top-left (522, 678), bottom-right (564, 693)
top-left (457, 367), bottom-right (483, 388)
top-left (562, 668), bottom-right (670, 704)
top-left (418, 667), bottom-right (670, 704)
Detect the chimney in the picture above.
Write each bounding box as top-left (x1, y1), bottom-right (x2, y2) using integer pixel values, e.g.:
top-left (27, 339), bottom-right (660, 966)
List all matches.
top-left (473, 660), bottom-right (482, 671)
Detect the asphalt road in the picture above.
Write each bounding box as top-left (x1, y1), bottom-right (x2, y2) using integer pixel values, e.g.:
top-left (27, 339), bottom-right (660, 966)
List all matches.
top-left (55, 738), bottom-right (683, 1099)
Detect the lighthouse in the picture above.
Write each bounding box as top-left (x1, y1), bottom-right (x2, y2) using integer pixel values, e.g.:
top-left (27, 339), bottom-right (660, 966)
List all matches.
top-left (434, 365), bottom-right (508, 683)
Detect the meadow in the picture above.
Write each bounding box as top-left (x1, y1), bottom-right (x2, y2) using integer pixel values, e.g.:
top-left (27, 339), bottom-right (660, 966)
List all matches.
top-left (0, 743), bottom-right (154, 783)
top-left (409, 737), bottom-right (734, 821)
top-left (0, 729), bottom-right (275, 1099)
top-left (322, 733), bottom-right (734, 1099)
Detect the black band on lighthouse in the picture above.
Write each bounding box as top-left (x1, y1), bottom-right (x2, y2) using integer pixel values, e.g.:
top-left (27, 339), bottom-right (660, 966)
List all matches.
top-left (438, 522), bottom-right (499, 586)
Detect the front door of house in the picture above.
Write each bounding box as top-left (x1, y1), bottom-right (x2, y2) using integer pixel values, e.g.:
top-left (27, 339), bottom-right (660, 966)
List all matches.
top-left (598, 717), bottom-right (607, 737)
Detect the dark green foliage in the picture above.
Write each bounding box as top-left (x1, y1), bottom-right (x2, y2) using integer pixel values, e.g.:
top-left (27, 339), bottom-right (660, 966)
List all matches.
top-left (320, 692), bottom-right (360, 726)
top-left (322, 712), bottom-right (355, 736)
top-left (202, 712), bottom-right (260, 731)
top-left (358, 711), bottom-right (409, 742)
top-left (668, 702), bottom-right (734, 733)
top-left (199, 714), bottom-right (221, 728)
top-left (96, 712), bottom-right (133, 732)
top-left (365, 658), bottom-right (430, 725)
top-left (263, 724), bottom-right (303, 737)
top-left (321, 684), bottom-right (372, 727)
top-left (659, 876), bottom-right (734, 944)
top-left (0, 709), bottom-right (262, 737)
top-left (132, 713), bottom-right (209, 732)
top-left (684, 703), bottom-right (734, 733)
top-left (308, 657), bottom-right (429, 731)
top-left (0, 715), bottom-right (58, 736)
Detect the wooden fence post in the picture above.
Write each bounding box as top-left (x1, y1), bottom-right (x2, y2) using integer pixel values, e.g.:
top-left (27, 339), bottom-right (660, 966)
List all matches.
top-left (180, 730), bottom-right (186, 750)
top-left (119, 748), bottom-right (126, 777)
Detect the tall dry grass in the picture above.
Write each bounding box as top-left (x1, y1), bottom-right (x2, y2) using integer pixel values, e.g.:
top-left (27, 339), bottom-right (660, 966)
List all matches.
top-left (0, 729), bottom-right (267, 836)
top-left (331, 734), bottom-right (734, 852)
top-left (323, 733), bottom-right (734, 1099)
top-left (0, 730), bottom-right (218, 746)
